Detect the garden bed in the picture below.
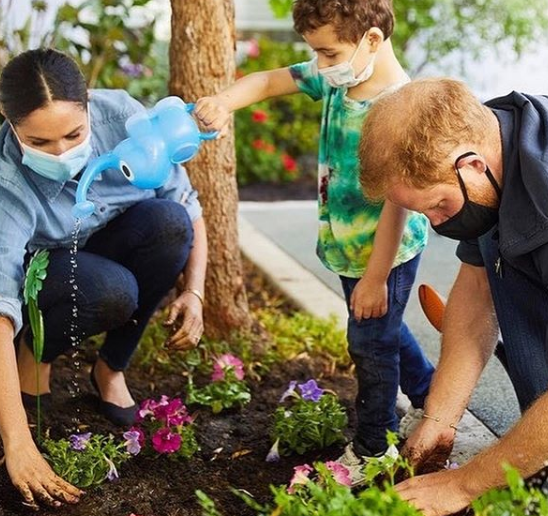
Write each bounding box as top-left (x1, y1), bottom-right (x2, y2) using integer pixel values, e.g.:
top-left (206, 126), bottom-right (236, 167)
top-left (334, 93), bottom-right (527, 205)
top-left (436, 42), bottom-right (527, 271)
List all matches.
top-left (0, 260), bottom-right (357, 516)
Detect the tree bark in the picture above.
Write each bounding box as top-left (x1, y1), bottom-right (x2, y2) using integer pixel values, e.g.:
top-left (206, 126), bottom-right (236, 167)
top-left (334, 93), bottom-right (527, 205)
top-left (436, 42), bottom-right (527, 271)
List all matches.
top-left (169, 0), bottom-right (252, 338)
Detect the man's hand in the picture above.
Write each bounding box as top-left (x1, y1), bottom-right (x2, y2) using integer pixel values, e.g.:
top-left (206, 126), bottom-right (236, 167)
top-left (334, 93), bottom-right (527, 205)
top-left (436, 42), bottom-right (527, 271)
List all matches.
top-left (403, 419), bottom-right (456, 471)
top-left (6, 439), bottom-right (82, 510)
top-left (164, 291), bottom-right (204, 351)
top-left (396, 468), bottom-right (478, 516)
top-left (350, 275), bottom-right (388, 321)
top-left (194, 96), bottom-right (231, 134)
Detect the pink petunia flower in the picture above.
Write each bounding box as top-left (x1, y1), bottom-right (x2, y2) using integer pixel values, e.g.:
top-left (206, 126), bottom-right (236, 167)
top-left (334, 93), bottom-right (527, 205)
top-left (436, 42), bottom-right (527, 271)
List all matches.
top-left (325, 461), bottom-right (352, 486)
top-left (152, 428), bottom-right (182, 454)
top-left (211, 354), bottom-right (245, 382)
top-left (288, 464), bottom-right (313, 493)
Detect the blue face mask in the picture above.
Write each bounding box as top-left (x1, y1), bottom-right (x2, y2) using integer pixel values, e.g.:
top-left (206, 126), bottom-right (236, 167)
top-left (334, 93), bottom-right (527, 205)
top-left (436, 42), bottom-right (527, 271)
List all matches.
top-left (14, 116), bottom-right (93, 182)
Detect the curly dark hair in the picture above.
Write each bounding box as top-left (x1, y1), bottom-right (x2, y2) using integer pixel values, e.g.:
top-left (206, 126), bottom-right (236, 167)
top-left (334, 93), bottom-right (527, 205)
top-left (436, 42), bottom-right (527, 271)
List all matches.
top-left (293, 0), bottom-right (394, 43)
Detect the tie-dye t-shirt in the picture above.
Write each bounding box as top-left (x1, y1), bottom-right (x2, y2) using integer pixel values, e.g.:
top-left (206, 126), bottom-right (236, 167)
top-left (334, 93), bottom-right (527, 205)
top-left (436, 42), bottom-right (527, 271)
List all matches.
top-left (289, 59), bottom-right (428, 278)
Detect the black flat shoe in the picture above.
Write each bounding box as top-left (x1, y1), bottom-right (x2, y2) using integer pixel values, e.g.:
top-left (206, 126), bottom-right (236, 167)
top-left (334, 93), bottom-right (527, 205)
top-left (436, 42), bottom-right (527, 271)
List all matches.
top-left (90, 363), bottom-right (137, 427)
top-left (21, 392), bottom-right (52, 412)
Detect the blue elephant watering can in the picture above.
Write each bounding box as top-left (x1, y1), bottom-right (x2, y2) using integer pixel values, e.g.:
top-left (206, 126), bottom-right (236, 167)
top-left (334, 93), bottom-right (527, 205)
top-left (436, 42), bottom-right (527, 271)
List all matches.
top-left (72, 96), bottom-right (217, 219)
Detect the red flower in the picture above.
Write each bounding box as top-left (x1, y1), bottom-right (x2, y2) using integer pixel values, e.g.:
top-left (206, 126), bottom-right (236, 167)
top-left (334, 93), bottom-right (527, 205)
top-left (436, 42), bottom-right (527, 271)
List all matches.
top-left (281, 154), bottom-right (298, 173)
top-left (252, 110), bottom-right (268, 123)
top-left (252, 139), bottom-right (266, 150)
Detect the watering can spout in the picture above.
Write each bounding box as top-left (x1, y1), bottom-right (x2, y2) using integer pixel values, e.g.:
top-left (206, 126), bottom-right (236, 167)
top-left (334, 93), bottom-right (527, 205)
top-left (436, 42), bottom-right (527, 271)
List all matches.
top-left (72, 153), bottom-right (121, 219)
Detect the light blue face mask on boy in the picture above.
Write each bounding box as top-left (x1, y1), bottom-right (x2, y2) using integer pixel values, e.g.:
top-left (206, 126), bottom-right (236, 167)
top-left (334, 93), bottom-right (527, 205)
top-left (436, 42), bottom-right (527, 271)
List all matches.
top-left (14, 115), bottom-right (93, 182)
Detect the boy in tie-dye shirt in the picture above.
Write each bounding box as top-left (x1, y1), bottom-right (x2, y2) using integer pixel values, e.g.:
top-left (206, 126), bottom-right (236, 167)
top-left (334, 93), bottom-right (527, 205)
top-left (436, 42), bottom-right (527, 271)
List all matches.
top-left (195, 0), bottom-right (434, 486)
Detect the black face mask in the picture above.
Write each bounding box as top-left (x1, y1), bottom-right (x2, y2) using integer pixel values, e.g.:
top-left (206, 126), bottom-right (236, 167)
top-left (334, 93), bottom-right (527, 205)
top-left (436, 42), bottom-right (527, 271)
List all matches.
top-left (432, 152), bottom-right (502, 241)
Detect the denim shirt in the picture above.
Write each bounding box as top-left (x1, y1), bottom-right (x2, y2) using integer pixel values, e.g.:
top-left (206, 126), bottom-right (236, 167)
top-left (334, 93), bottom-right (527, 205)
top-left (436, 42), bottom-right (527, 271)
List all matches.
top-left (0, 89), bottom-right (202, 334)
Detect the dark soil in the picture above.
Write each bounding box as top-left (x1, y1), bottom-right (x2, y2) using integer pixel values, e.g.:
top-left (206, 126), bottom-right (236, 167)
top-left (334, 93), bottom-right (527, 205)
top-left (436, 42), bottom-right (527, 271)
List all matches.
top-left (238, 176), bottom-right (317, 202)
top-left (0, 263), bottom-right (359, 516)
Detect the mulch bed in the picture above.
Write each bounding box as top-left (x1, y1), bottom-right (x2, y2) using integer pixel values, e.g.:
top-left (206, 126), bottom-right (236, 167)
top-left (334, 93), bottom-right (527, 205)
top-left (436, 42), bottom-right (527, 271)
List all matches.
top-left (238, 177), bottom-right (317, 202)
top-left (0, 261), bottom-right (358, 516)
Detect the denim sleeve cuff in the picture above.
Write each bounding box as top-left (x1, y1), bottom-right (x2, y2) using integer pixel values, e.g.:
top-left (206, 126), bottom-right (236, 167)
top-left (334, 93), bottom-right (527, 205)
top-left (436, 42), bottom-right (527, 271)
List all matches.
top-left (183, 195), bottom-right (203, 222)
top-left (0, 297), bottom-right (23, 335)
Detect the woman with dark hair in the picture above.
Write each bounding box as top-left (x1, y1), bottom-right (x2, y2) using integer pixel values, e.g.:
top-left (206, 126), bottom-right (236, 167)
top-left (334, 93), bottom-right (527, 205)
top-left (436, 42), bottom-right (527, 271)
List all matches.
top-left (0, 49), bottom-right (207, 507)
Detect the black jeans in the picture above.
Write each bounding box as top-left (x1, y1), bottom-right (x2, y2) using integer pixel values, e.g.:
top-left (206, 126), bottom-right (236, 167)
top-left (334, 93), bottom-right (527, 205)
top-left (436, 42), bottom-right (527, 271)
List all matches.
top-left (25, 198), bottom-right (194, 371)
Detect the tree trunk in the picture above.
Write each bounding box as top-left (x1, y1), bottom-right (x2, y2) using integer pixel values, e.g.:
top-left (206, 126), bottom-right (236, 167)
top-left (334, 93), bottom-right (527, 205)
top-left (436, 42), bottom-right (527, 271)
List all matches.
top-left (169, 0), bottom-right (252, 339)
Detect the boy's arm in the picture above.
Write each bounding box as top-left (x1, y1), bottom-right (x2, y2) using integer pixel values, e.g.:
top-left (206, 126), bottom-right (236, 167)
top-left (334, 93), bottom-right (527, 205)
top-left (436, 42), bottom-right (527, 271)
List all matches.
top-left (350, 201), bottom-right (407, 320)
top-left (194, 67), bottom-right (299, 132)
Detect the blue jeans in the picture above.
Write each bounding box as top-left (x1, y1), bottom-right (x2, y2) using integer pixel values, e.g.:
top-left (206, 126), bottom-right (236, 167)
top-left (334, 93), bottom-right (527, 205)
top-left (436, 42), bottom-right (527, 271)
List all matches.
top-left (26, 199), bottom-right (194, 371)
top-left (479, 229), bottom-right (548, 412)
top-left (340, 254), bottom-right (434, 456)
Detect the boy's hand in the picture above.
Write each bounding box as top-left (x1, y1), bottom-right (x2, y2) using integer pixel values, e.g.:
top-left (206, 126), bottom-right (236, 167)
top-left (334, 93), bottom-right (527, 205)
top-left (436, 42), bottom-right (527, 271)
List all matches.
top-left (194, 96), bottom-right (231, 134)
top-left (350, 275), bottom-right (388, 321)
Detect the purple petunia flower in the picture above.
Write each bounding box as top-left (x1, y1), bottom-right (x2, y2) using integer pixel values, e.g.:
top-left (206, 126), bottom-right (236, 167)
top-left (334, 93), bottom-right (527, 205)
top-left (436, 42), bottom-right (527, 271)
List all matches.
top-left (69, 432), bottom-right (92, 451)
top-left (105, 456), bottom-right (119, 482)
top-left (120, 63), bottom-right (144, 78)
top-left (265, 438), bottom-right (281, 463)
top-left (298, 379), bottom-right (324, 402)
top-left (123, 430), bottom-right (142, 456)
top-left (279, 380), bottom-right (298, 403)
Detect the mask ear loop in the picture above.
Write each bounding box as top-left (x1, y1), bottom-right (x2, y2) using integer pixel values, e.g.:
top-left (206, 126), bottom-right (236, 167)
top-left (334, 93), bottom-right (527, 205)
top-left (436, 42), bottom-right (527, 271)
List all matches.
top-left (454, 151), bottom-right (502, 202)
top-left (454, 151), bottom-right (476, 202)
top-left (349, 30), bottom-right (370, 65)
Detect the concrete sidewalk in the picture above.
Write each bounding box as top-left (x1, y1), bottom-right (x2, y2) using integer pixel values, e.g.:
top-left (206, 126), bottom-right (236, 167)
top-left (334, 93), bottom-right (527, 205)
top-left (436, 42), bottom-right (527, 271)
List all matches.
top-left (238, 201), bottom-right (517, 463)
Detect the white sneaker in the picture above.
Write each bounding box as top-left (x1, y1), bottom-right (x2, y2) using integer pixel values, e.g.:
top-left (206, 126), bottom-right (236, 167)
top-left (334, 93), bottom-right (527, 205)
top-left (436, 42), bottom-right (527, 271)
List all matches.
top-left (335, 442), bottom-right (399, 487)
top-left (399, 406), bottom-right (424, 439)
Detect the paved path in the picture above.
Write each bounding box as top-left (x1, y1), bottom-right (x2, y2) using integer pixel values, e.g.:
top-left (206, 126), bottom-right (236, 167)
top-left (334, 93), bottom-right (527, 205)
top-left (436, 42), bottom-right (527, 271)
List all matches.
top-left (239, 200), bottom-right (520, 437)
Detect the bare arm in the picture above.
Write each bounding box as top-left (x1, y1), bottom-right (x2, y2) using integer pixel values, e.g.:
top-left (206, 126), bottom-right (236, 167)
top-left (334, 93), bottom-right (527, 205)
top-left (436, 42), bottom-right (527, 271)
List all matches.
top-left (351, 201), bottom-right (408, 320)
top-left (0, 317), bottom-right (82, 508)
top-left (425, 263), bottom-right (498, 425)
top-left (194, 68), bottom-right (299, 132)
top-left (165, 217), bottom-right (208, 350)
top-left (404, 263), bottom-right (499, 466)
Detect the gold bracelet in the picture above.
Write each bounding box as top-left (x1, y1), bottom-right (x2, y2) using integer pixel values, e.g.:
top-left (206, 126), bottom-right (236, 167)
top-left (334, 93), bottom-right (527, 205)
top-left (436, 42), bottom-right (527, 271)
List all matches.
top-left (422, 413), bottom-right (459, 432)
top-left (183, 288), bottom-right (204, 305)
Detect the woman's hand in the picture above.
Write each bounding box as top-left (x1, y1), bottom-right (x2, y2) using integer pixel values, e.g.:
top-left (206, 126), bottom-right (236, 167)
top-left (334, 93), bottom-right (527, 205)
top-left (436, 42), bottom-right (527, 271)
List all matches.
top-left (350, 275), bottom-right (388, 321)
top-left (5, 438), bottom-right (83, 510)
top-left (164, 291), bottom-right (204, 351)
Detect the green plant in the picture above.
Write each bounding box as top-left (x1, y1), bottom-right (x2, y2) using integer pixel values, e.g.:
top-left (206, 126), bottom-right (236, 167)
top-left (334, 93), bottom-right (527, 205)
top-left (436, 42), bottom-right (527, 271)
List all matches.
top-left (267, 0), bottom-right (548, 74)
top-left (197, 460), bottom-right (421, 516)
top-left (186, 355), bottom-right (251, 414)
top-left (51, 0), bottom-right (167, 104)
top-left (257, 309), bottom-right (350, 368)
top-left (23, 249), bottom-right (49, 441)
top-left (362, 432), bottom-right (414, 487)
top-left (472, 465), bottom-right (548, 516)
top-left (268, 380), bottom-right (347, 458)
top-left (43, 433), bottom-right (131, 488)
top-left (0, 1), bottom-right (51, 68)
top-left (235, 37), bottom-right (322, 185)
